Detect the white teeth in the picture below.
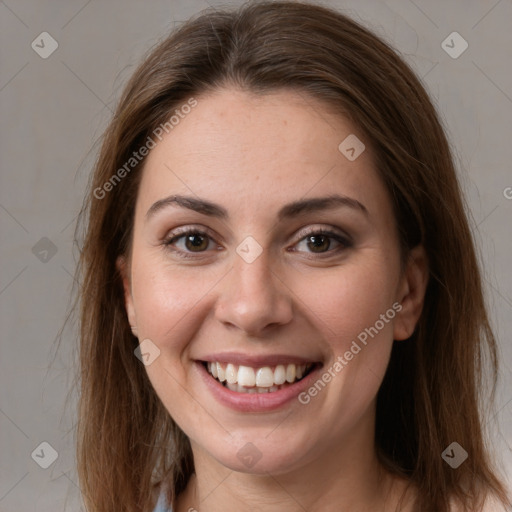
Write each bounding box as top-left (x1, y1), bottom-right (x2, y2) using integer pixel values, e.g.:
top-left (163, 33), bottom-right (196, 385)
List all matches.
top-left (225, 382), bottom-right (275, 394)
top-left (274, 365), bottom-right (286, 385)
top-left (205, 361), bottom-right (314, 391)
top-left (217, 363), bottom-right (226, 382)
top-left (237, 365), bottom-right (256, 387)
top-left (255, 367), bottom-right (274, 387)
top-left (286, 364), bottom-right (296, 383)
top-left (226, 363), bottom-right (237, 384)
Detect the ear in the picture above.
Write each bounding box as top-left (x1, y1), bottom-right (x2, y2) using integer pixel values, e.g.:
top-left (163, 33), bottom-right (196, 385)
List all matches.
top-left (393, 245), bottom-right (429, 341)
top-left (117, 255), bottom-right (138, 336)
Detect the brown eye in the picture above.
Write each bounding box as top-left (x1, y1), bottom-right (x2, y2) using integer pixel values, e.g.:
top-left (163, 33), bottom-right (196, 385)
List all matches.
top-left (306, 234), bottom-right (331, 253)
top-left (293, 229), bottom-right (351, 256)
top-left (184, 233), bottom-right (209, 252)
top-left (164, 229), bottom-right (215, 256)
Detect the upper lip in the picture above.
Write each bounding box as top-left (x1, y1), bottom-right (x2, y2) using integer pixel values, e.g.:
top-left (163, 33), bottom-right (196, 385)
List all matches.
top-left (197, 352), bottom-right (321, 367)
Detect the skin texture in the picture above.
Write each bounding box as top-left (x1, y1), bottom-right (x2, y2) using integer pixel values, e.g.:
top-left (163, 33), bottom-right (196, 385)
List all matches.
top-left (119, 88), bottom-right (429, 511)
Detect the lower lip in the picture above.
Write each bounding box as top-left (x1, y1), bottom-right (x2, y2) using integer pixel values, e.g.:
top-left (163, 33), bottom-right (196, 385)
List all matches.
top-left (194, 361), bottom-right (323, 412)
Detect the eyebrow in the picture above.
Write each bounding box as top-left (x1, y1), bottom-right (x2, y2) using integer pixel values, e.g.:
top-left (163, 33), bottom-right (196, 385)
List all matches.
top-left (145, 193), bottom-right (368, 222)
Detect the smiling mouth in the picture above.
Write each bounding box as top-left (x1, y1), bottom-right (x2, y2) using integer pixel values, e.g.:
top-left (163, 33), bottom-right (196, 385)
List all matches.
top-left (202, 361), bottom-right (317, 394)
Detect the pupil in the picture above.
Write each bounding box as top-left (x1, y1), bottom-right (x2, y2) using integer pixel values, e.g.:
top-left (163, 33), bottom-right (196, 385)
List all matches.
top-left (308, 235), bottom-right (329, 252)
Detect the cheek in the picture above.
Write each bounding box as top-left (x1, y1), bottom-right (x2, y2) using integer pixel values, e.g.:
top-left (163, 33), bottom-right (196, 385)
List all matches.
top-left (128, 254), bottom-right (218, 422)
top-left (292, 257), bottom-right (399, 413)
top-left (291, 258), bottom-right (399, 350)
top-left (129, 252), bottom-right (217, 347)
top-left (297, 267), bottom-right (398, 414)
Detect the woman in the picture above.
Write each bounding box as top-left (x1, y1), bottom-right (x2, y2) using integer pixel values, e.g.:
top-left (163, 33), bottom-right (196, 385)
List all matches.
top-left (75, 2), bottom-right (511, 511)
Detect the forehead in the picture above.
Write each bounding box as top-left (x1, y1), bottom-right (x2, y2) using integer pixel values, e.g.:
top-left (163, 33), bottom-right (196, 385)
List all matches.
top-left (136, 88), bottom-right (390, 222)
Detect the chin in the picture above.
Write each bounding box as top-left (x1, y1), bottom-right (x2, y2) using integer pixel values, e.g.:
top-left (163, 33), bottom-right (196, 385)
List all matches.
top-left (201, 433), bottom-right (314, 476)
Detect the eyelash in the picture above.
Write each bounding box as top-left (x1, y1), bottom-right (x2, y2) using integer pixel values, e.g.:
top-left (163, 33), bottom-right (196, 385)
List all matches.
top-left (162, 226), bottom-right (352, 259)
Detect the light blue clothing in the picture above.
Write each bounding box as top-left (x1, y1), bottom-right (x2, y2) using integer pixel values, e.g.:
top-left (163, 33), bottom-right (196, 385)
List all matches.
top-left (153, 490), bottom-right (172, 512)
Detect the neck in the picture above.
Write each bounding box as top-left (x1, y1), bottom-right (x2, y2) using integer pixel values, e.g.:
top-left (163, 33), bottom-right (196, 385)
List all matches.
top-left (176, 413), bottom-right (410, 512)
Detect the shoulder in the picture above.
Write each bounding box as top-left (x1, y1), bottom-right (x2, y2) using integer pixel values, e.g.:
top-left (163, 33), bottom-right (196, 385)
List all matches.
top-left (393, 477), bottom-right (509, 512)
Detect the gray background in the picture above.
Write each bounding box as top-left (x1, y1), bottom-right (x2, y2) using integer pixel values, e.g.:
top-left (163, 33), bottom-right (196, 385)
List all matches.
top-left (0, 0), bottom-right (510, 510)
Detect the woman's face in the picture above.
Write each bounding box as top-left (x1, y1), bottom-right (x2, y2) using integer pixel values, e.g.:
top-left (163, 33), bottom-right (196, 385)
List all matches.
top-left (120, 88), bottom-right (424, 475)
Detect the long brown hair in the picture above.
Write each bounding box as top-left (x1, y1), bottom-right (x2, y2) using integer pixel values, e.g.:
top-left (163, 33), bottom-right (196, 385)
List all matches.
top-left (74, 2), bottom-right (511, 510)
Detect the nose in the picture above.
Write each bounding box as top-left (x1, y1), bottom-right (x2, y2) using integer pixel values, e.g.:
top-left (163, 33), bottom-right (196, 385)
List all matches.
top-left (214, 249), bottom-right (293, 336)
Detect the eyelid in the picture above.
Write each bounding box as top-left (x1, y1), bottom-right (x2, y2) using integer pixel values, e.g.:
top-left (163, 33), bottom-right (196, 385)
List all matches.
top-left (163, 224), bottom-right (218, 243)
